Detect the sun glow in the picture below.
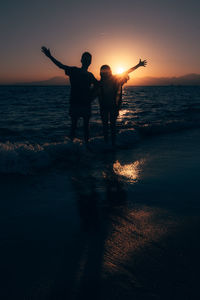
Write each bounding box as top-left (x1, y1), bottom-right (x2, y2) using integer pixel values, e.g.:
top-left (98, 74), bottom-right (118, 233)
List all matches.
top-left (116, 66), bottom-right (125, 74)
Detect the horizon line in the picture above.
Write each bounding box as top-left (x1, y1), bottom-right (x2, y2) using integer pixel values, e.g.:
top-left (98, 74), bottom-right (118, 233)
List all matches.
top-left (1, 73), bottom-right (200, 86)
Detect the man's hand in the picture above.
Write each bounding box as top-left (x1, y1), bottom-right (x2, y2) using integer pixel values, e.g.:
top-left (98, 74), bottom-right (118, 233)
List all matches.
top-left (41, 46), bottom-right (51, 58)
top-left (138, 59), bottom-right (147, 67)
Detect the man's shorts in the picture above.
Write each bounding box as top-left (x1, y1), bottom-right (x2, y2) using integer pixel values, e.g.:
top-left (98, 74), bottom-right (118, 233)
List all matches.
top-left (69, 106), bottom-right (91, 118)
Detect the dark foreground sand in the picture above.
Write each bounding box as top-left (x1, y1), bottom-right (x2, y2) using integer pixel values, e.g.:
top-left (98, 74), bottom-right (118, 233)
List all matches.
top-left (1, 129), bottom-right (200, 300)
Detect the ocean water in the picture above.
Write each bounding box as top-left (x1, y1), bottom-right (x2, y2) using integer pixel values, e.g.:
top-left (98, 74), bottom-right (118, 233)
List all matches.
top-left (1, 85), bottom-right (200, 300)
top-left (0, 85), bottom-right (200, 174)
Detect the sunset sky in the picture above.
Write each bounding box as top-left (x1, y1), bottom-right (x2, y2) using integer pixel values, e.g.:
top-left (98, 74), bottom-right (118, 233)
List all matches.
top-left (0, 0), bottom-right (199, 84)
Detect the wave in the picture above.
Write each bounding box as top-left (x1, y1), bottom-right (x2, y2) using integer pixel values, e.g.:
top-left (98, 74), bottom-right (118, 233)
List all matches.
top-left (0, 121), bottom-right (200, 174)
top-left (0, 138), bottom-right (86, 174)
top-left (137, 120), bottom-right (200, 136)
top-left (0, 127), bottom-right (20, 136)
top-left (0, 130), bottom-right (140, 174)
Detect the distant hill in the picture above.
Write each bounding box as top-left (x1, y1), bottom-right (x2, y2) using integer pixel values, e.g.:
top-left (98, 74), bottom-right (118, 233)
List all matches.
top-left (129, 74), bottom-right (200, 86)
top-left (15, 76), bottom-right (69, 86)
top-left (3, 73), bottom-right (200, 86)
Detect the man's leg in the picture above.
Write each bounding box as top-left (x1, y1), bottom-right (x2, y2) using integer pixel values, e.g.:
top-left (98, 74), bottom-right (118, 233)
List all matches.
top-left (83, 116), bottom-right (90, 144)
top-left (101, 110), bottom-right (109, 143)
top-left (70, 116), bottom-right (78, 141)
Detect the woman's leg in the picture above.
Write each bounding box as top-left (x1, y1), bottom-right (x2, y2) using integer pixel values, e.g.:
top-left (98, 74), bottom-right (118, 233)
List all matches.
top-left (110, 111), bottom-right (117, 146)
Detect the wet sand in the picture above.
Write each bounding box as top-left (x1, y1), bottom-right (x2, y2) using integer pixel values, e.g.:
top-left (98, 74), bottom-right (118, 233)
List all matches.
top-left (1, 129), bottom-right (200, 300)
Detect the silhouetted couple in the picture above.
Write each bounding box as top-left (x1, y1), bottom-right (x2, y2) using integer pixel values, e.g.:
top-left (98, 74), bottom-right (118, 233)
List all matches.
top-left (41, 47), bottom-right (147, 146)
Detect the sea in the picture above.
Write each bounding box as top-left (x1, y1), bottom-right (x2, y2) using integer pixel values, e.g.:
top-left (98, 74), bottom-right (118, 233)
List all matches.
top-left (0, 85), bottom-right (200, 174)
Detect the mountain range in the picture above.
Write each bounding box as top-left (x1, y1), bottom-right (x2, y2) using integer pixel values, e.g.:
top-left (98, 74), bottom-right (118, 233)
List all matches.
top-left (131, 74), bottom-right (200, 86)
top-left (7, 73), bottom-right (200, 86)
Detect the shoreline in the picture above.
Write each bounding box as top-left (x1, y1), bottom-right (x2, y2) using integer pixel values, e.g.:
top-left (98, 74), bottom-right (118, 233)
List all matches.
top-left (0, 129), bottom-right (200, 299)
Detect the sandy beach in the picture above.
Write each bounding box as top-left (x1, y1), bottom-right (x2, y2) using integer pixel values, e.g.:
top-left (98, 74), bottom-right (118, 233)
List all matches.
top-left (1, 128), bottom-right (200, 299)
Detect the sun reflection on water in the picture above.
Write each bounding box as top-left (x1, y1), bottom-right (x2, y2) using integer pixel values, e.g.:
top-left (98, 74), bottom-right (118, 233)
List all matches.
top-left (118, 109), bottom-right (130, 117)
top-left (113, 159), bottom-right (145, 183)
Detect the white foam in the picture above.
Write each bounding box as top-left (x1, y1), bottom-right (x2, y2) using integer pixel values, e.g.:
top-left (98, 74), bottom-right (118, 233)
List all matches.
top-left (0, 138), bottom-right (85, 174)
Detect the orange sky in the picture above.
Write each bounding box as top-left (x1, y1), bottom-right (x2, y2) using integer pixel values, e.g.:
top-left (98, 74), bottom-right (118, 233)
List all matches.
top-left (0, 0), bottom-right (200, 84)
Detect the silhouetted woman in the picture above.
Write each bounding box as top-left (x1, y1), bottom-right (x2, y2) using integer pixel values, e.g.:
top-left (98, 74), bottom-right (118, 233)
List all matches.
top-left (99, 59), bottom-right (147, 146)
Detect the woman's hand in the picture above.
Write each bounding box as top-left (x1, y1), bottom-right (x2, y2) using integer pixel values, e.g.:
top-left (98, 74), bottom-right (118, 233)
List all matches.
top-left (139, 59), bottom-right (147, 67)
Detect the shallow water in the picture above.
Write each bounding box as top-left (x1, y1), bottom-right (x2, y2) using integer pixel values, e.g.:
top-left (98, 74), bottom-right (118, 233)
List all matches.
top-left (0, 85), bottom-right (200, 173)
top-left (1, 128), bottom-right (200, 300)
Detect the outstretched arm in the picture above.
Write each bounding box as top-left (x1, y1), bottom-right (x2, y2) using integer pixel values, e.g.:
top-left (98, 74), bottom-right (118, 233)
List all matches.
top-left (126, 59), bottom-right (147, 75)
top-left (41, 46), bottom-right (68, 70)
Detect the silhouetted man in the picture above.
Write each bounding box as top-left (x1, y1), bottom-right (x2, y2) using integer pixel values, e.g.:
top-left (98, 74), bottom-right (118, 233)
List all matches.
top-left (41, 47), bottom-right (98, 143)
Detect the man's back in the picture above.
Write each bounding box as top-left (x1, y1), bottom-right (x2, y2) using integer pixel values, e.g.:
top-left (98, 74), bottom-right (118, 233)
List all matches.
top-left (41, 47), bottom-right (97, 142)
top-left (65, 67), bottom-right (97, 107)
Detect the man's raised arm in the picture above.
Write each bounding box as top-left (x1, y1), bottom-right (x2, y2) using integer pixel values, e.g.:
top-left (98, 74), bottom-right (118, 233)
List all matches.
top-left (41, 46), bottom-right (68, 70)
top-left (126, 59), bottom-right (147, 75)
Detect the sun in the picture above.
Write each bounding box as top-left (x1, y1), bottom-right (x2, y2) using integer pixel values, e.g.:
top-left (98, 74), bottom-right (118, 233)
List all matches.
top-left (116, 66), bottom-right (125, 74)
